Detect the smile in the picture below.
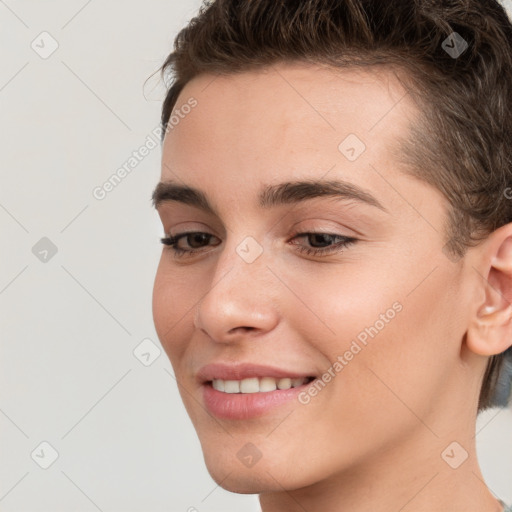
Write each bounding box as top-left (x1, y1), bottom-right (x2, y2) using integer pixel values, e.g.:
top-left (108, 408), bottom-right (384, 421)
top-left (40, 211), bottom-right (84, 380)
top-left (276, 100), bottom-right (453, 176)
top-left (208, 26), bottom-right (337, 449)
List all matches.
top-left (210, 376), bottom-right (315, 393)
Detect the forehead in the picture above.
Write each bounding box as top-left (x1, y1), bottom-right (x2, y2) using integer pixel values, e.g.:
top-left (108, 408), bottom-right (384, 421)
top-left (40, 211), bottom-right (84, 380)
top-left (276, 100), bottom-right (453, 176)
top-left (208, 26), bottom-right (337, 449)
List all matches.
top-left (161, 63), bottom-right (419, 206)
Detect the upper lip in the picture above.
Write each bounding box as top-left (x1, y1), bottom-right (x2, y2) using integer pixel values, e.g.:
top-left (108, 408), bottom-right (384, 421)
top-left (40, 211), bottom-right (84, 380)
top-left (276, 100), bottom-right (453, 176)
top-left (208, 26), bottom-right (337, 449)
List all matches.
top-left (197, 362), bottom-right (316, 384)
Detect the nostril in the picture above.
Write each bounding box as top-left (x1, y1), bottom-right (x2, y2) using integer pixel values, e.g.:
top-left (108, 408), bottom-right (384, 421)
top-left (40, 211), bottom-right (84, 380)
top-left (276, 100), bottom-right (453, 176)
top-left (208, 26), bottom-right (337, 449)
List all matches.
top-left (228, 326), bottom-right (255, 334)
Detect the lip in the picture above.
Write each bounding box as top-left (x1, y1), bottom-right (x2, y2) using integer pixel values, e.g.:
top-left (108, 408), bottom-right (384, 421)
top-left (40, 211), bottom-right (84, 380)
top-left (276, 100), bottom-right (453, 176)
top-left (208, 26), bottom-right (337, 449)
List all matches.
top-left (197, 362), bottom-right (318, 420)
top-left (196, 362), bottom-right (316, 384)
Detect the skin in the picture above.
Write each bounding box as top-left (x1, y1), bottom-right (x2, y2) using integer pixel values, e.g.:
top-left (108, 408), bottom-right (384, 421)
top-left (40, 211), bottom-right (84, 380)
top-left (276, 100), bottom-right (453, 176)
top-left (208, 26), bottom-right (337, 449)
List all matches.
top-left (152, 62), bottom-right (512, 512)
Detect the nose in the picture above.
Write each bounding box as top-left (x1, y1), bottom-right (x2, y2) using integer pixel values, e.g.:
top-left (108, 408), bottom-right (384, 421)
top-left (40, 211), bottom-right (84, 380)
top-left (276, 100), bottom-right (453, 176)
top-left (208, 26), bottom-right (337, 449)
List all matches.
top-left (194, 239), bottom-right (280, 344)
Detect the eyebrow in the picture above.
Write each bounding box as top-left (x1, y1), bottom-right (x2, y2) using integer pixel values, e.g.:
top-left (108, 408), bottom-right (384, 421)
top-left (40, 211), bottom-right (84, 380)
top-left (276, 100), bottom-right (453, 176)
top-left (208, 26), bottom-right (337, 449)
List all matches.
top-left (151, 178), bottom-right (387, 214)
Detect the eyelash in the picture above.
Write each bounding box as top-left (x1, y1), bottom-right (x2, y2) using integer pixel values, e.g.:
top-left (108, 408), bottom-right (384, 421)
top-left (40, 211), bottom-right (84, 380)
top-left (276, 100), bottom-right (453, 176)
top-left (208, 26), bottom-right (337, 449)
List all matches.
top-left (160, 231), bottom-right (357, 258)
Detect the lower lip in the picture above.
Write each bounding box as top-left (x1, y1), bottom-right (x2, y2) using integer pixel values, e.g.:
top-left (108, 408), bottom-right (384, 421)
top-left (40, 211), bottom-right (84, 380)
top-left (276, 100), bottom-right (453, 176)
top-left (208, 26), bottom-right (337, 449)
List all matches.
top-left (202, 381), bottom-right (315, 420)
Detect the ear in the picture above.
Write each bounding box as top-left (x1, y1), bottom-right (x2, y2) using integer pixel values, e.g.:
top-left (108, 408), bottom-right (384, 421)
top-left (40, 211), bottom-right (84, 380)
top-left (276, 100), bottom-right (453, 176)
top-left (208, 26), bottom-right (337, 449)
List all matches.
top-left (466, 223), bottom-right (512, 357)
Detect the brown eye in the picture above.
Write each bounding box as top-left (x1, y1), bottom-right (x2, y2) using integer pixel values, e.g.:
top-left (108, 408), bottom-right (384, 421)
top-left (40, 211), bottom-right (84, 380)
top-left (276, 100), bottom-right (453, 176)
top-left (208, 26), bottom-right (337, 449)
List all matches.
top-left (289, 232), bottom-right (357, 257)
top-left (185, 233), bottom-right (212, 248)
top-left (160, 232), bottom-right (221, 257)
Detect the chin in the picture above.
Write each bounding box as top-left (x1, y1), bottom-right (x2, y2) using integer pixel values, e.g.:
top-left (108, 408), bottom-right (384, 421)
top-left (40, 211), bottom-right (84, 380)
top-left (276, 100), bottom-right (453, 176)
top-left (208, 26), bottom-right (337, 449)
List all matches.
top-left (207, 468), bottom-right (271, 494)
top-left (200, 443), bottom-right (268, 492)
top-left (203, 458), bottom-right (291, 494)
top-left (200, 441), bottom-right (320, 494)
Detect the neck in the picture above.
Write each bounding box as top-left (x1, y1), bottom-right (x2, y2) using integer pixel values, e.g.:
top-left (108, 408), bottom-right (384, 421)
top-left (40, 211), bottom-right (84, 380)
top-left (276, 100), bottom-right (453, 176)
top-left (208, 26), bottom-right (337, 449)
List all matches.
top-left (259, 425), bottom-right (503, 512)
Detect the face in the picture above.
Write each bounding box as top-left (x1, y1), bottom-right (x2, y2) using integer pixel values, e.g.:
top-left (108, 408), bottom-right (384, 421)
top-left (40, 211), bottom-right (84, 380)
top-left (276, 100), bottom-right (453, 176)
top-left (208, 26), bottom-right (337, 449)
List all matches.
top-left (152, 63), bottom-right (474, 493)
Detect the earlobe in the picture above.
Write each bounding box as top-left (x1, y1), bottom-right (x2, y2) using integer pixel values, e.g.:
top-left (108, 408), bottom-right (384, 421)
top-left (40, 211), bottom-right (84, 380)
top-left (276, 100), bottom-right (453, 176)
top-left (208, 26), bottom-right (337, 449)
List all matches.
top-left (478, 305), bottom-right (497, 316)
top-left (467, 297), bottom-right (512, 357)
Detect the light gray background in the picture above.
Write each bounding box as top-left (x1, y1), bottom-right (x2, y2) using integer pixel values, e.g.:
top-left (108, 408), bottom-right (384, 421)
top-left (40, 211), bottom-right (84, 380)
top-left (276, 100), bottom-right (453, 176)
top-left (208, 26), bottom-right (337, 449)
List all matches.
top-left (0, 1), bottom-right (511, 511)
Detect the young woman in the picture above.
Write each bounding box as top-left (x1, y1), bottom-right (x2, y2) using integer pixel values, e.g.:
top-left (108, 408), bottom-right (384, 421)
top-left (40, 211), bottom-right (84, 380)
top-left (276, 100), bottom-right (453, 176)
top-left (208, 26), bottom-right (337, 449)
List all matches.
top-left (151, 1), bottom-right (512, 510)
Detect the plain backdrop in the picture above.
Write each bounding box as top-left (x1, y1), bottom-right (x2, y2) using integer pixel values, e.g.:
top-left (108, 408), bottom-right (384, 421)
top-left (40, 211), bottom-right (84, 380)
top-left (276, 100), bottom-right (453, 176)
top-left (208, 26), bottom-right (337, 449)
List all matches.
top-left (0, 1), bottom-right (511, 511)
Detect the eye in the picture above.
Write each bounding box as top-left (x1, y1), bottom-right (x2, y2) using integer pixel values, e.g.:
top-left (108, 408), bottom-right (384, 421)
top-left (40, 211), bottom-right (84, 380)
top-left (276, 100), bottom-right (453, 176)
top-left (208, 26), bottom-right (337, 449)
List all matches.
top-left (288, 232), bottom-right (357, 257)
top-left (160, 231), bottom-right (357, 259)
top-left (160, 232), bottom-right (220, 258)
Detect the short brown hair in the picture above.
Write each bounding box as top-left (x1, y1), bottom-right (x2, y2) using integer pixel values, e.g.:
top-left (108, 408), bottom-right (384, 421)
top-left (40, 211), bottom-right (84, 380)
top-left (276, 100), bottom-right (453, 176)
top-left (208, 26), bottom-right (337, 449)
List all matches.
top-left (157, 0), bottom-right (512, 413)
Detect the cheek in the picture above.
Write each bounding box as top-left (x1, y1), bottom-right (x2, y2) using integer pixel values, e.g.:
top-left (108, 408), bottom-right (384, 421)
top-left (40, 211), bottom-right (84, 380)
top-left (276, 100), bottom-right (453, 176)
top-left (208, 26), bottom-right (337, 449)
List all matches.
top-left (152, 256), bottom-right (199, 364)
top-left (281, 258), bottom-right (462, 426)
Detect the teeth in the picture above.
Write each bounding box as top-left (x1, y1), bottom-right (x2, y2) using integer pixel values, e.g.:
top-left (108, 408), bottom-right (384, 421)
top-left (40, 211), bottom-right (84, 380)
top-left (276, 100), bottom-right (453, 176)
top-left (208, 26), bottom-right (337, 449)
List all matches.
top-left (211, 376), bottom-right (310, 394)
top-left (277, 378), bottom-right (291, 390)
top-left (224, 380), bottom-right (240, 393)
top-left (291, 377), bottom-right (305, 387)
top-left (212, 379), bottom-right (225, 392)
top-left (240, 378), bottom-right (259, 393)
top-left (259, 377), bottom-right (277, 392)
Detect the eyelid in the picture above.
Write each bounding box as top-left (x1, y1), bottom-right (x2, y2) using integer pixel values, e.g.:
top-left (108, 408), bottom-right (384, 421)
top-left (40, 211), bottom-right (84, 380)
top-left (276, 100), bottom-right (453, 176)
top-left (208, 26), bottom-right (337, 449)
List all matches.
top-left (160, 228), bottom-right (358, 261)
top-left (163, 222), bottom-right (221, 238)
top-left (161, 208), bottom-right (366, 235)
top-left (286, 219), bottom-right (362, 239)
top-left (163, 220), bottom-right (359, 244)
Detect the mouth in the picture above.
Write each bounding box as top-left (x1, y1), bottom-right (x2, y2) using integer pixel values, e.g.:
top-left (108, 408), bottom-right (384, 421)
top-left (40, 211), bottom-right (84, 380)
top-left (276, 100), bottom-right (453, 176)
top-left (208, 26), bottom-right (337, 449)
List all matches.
top-left (197, 362), bottom-right (320, 419)
top-left (207, 376), bottom-right (316, 394)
